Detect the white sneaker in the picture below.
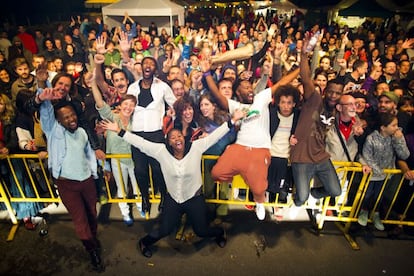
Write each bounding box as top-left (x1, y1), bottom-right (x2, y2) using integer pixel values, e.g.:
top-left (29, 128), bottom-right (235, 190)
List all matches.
top-left (337, 180), bottom-right (349, 205)
top-left (255, 203), bottom-right (265, 220)
top-left (136, 202), bottom-right (145, 218)
top-left (39, 203), bottom-right (58, 214)
top-left (373, 212), bottom-right (384, 231)
top-left (31, 216), bottom-right (44, 225)
top-left (288, 205), bottom-right (302, 219)
top-left (307, 194), bottom-right (319, 208)
top-left (232, 188), bottom-right (239, 200)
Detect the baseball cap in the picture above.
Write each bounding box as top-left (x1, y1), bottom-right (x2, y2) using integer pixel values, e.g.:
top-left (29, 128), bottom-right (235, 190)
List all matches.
top-left (379, 91), bottom-right (399, 105)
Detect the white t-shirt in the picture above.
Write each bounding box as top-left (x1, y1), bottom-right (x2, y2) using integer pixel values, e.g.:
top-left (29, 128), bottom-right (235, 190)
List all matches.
top-left (270, 112), bottom-right (293, 158)
top-left (228, 88), bottom-right (272, 148)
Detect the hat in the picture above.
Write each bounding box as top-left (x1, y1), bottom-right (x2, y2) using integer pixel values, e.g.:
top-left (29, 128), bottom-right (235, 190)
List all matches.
top-left (351, 91), bottom-right (367, 100)
top-left (379, 91), bottom-right (399, 105)
top-left (220, 63), bottom-right (237, 80)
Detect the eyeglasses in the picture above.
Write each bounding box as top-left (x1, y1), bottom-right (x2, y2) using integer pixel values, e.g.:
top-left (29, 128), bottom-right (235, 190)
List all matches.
top-left (355, 101), bottom-right (366, 108)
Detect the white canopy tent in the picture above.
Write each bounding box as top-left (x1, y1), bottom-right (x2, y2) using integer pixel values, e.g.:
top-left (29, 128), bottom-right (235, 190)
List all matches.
top-left (102, 0), bottom-right (185, 36)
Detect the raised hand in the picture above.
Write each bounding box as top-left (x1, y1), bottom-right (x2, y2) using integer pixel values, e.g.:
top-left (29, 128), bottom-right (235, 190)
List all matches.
top-left (118, 31), bottom-right (131, 52)
top-left (96, 35), bottom-right (107, 54)
top-left (227, 40), bottom-right (234, 51)
top-left (38, 87), bottom-right (64, 101)
top-left (402, 38), bottom-right (414, 49)
top-left (267, 23), bottom-right (278, 40)
top-left (184, 28), bottom-right (193, 43)
top-left (341, 32), bottom-right (349, 49)
top-left (172, 46), bottom-right (181, 63)
top-left (194, 31), bottom-right (206, 45)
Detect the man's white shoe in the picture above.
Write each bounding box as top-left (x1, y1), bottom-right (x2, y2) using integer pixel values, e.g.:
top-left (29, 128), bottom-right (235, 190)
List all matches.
top-left (307, 194), bottom-right (319, 208)
top-left (255, 203), bottom-right (265, 220)
top-left (288, 205), bottom-right (302, 219)
top-left (39, 203), bottom-right (58, 214)
top-left (232, 187), bottom-right (239, 199)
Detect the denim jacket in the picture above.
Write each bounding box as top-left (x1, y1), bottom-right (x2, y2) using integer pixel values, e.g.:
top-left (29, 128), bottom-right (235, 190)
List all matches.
top-left (40, 99), bottom-right (97, 180)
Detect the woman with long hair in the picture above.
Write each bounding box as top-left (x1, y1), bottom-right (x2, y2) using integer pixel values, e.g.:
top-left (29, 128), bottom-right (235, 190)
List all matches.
top-left (198, 93), bottom-right (236, 218)
top-left (0, 93), bottom-right (43, 227)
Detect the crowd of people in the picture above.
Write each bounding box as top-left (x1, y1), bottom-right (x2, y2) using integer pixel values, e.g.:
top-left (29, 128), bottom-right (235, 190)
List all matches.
top-left (0, 10), bottom-right (414, 272)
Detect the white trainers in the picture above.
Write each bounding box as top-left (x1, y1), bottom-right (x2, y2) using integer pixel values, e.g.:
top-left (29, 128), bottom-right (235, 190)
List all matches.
top-left (136, 202), bottom-right (145, 218)
top-left (39, 203), bottom-right (58, 214)
top-left (358, 209), bottom-right (369, 226)
top-left (232, 188), bottom-right (239, 200)
top-left (337, 180), bottom-right (349, 205)
top-left (373, 212), bottom-right (384, 231)
top-left (255, 203), bottom-right (265, 220)
top-left (307, 194), bottom-right (319, 208)
top-left (288, 205), bottom-right (302, 219)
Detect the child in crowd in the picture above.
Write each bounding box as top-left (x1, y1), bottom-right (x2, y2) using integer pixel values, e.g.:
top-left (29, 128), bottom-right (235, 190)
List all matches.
top-left (359, 112), bottom-right (409, 231)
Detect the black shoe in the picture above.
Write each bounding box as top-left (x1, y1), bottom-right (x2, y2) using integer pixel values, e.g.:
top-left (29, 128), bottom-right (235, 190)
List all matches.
top-left (215, 234), bottom-right (227, 248)
top-left (158, 196), bottom-right (165, 213)
top-left (142, 197), bottom-right (151, 214)
top-left (138, 238), bottom-right (152, 258)
top-left (89, 250), bottom-right (105, 272)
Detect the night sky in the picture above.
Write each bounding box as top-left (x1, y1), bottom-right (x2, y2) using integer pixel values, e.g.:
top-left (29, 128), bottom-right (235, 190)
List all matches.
top-left (1, 0), bottom-right (89, 26)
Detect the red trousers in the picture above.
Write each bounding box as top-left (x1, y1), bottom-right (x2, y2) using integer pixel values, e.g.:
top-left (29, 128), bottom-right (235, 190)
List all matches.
top-left (56, 177), bottom-right (98, 242)
top-left (211, 144), bottom-right (270, 203)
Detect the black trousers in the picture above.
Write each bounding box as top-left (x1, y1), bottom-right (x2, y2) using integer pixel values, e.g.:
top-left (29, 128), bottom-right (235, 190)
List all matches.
top-left (141, 193), bottom-right (223, 246)
top-left (131, 130), bottom-right (166, 198)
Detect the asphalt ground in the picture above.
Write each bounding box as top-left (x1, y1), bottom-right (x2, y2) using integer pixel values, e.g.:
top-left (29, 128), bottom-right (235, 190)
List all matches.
top-left (1, 203), bottom-right (414, 276)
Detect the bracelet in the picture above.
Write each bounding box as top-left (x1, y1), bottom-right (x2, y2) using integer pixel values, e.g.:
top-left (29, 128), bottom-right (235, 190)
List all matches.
top-left (227, 119), bottom-right (234, 129)
top-left (202, 71), bottom-right (211, 78)
top-left (118, 129), bottom-right (126, 137)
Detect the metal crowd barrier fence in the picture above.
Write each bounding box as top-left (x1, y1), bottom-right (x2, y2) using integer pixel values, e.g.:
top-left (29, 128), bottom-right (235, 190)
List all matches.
top-left (1, 155), bottom-right (413, 249)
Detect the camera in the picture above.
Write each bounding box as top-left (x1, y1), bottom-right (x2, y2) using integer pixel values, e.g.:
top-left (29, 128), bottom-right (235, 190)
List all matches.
top-left (352, 84), bottom-right (361, 91)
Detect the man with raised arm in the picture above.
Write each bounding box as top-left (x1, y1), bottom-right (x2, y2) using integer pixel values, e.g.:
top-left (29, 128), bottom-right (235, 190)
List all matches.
top-left (201, 55), bottom-right (299, 220)
top-left (289, 33), bottom-right (342, 209)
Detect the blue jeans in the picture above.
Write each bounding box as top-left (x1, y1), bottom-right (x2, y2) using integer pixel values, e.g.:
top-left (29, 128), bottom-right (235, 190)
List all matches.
top-left (292, 159), bottom-right (341, 206)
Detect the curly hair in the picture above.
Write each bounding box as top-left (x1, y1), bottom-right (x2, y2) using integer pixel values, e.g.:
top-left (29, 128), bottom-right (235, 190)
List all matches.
top-left (173, 94), bottom-right (198, 124)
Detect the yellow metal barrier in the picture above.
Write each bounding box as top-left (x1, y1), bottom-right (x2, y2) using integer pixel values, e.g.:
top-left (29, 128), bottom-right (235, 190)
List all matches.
top-left (1, 154), bottom-right (413, 250)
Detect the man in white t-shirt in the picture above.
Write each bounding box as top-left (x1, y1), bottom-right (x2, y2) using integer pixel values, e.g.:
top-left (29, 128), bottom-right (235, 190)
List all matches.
top-left (202, 59), bottom-right (299, 220)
